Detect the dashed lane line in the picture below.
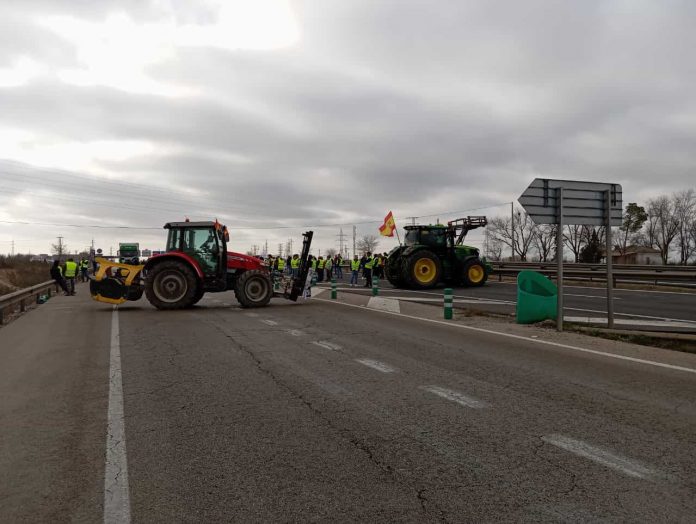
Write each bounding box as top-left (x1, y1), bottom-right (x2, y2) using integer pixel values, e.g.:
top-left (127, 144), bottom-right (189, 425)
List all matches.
top-left (286, 329), bottom-right (304, 337)
top-left (355, 358), bottom-right (397, 373)
top-left (261, 319), bottom-right (279, 326)
top-left (104, 307), bottom-right (131, 524)
top-left (314, 298), bottom-right (696, 375)
top-left (312, 341), bottom-right (342, 351)
top-left (420, 385), bottom-right (489, 409)
top-left (542, 434), bottom-right (658, 480)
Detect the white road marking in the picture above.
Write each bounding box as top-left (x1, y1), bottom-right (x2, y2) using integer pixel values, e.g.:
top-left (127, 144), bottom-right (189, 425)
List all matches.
top-left (420, 385), bottom-right (488, 409)
top-left (261, 319), bottom-right (278, 326)
top-left (356, 358), bottom-right (396, 373)
top-left (542, 434), bottom-right (657, 480)
top-left (566, 307), bottom-right (696, 325)
top-left (566, 293), bottom-right (621, 300)
top-left (367, 296), bottom-right (401, 313)
top-left (312, 340), bottom-right (342, 351)
top-left (492, 280), bottom-right (696, 295)
top-left (315, 298), bottom-right (696, 375)
top-left (286, 329), bottom-right (304, 337)
top-left (104, 307), bottom-right (131, 524)
top-left (310, 287), bottom-right (327, 297)
top-left (245, 312), bottom-right (259, 317)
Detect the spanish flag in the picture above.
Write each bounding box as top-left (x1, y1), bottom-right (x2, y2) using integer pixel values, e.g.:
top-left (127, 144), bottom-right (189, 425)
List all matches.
top-left (379, 211), bottom-right (397, 237)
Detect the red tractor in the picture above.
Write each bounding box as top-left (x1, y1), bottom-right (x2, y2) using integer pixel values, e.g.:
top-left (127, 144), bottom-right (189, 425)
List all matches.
top-left (90, 220), bottom-right (313, 309)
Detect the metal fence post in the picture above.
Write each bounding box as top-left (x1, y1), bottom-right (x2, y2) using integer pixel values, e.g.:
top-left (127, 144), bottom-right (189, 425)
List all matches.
top-left (372, 277), bottom-right (379, 296)
top-left (331, 279), bottom-right (337, 300)
top-left (444, 288), bottom-right (453, 319)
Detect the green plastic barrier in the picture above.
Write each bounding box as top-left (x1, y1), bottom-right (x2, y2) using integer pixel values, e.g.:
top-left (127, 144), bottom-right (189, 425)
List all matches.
top-left (516, 270), bottom-right (558, 324)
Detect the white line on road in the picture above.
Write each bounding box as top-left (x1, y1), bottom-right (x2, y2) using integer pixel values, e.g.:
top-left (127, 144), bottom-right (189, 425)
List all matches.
top-left (356, 358), bottom-right (396, 373)
top-left (420, 385), bottom-right (489, 409)
top-left (245, 312), bottom-right (259, 317)
top-left (566, 293), bottom-right (621, 300)
top-left (566, 307), bottom-right (696, 325)
top-left (104, 307), bottom-right (131, 524)
top-left (315, 298), bottom-right (696, 375)
top-left (542, 434), bottom-right (657, 480)
top-left (261, 319), bottom-right (279, 326)
top-left (312, 340), bottom-right (342, 351)
top-left (286, 329), bottom-right (304, 337)
top-left (367, 296), bottom-right (401, 313)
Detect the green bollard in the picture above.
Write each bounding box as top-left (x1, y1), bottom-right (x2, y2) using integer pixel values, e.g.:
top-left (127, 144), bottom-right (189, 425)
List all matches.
top-left (331, 278), bottom-right (337, 299)
top-left (372, 277), bottom-right (379, 296)
top-left (444, 288), bottom-right (453, 319)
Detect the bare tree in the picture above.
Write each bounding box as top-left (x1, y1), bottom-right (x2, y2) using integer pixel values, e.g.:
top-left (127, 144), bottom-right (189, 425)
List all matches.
top-left (646, 195), bottom-right (680, 264)
top-left (532, 224), bottom-right (557, 262)
top-left (325, 248), bottom-right (338, 258)
top-left (51, 241), bottom-right (67, 257)
top-left (674, 189), bottom-right (696, 265)
top-left (485, 237), bottom-right (503, 261)
top-left (356, 235), bottom-right (380, 254)
top-left (563, 225), bottom-right (584, 263)
top-left (488, 209), bottom-right (536, 261)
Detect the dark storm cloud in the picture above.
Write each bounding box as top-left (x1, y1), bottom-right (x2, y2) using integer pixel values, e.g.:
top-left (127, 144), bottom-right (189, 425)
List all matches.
top-left (2, 0), bottom-right (696, 254)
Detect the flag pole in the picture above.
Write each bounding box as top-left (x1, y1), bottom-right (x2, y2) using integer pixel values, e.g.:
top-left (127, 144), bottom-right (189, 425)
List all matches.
top-left (394, 224), bottom-right (402, 246)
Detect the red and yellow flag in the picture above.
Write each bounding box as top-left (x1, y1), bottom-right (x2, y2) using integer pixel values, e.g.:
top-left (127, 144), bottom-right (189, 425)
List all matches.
top-left (379, 211), bottom-right (397, 237)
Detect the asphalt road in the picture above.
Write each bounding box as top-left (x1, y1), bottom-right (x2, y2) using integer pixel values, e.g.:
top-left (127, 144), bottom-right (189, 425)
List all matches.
top-left (2, 284), bottom-right (696, 522)
top-left (320, 275), bottom-right (696, 324)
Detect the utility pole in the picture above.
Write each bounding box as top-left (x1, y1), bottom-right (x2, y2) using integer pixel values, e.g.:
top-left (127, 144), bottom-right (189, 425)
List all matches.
top-left (336, 228), bottom-right (348, 256)
top-left (288, 238), bottom-right (293, 255)
top-left (352, 225), bottom-right (357, 258)
top-left (11, 240), bottom-right (15, 256)
top-left (57, 236), bottom-right (64, 257)
top-left (510, 202), bottom-right (515, 261)
top-left (278, 243), bottom-right (283, 257)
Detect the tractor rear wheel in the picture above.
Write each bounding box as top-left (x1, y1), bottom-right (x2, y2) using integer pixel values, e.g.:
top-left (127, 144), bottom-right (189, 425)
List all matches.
top-left (145, 260), bottom-right (198, 310)
top-left (462, 258), bottom-right (487, 287)
top-left (405, 250), bottom-right (441, 289)
top-left (189, 286), bottom-right (205, 307)
top-left (235, 270), bottom-right (273, 308)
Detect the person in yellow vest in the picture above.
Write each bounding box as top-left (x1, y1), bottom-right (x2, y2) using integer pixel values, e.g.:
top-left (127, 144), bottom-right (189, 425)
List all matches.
top-left (63, 257), bottom-right (78, 295)
top-left (325, 256), bottom-right (333, 281)
top-left (334, 255), bottom-right (343, 280)
top-left (290, 254), bottom-right (300, 278)
top-left (350, 255), bottom-right (360, 287)
top-left (317, 256), bottom-right (326, 282)
top-left (363, 252), bottom-right (374, 288)
top-left (80, 258), bottom-right (90, 282)
top-left (275, 256), bottom-right (285, 273)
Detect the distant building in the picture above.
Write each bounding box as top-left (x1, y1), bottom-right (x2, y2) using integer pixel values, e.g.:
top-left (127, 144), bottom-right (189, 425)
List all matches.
top-left (610, 245), bottom-right (661, 265)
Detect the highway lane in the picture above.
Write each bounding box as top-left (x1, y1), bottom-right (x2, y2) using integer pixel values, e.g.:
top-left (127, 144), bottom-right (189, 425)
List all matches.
top-left (2, 289), bottom-right (696, 522)
top-left (320, 277), bottom-right (696, 323)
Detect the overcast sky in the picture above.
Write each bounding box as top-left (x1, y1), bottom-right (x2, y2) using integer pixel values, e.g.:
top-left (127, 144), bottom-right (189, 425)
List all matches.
top-left (2, 0), bottom-right (695, 256)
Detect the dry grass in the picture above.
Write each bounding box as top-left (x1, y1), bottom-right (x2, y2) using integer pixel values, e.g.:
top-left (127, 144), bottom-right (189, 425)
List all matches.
top-left (0, 256), bottom-right (52, 295)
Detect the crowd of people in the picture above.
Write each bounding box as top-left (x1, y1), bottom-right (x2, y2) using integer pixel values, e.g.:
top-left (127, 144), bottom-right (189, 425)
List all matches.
top-left (50, 257), bottom-right (91, 296)
top-left (262, 252), bottom-right (390, 288)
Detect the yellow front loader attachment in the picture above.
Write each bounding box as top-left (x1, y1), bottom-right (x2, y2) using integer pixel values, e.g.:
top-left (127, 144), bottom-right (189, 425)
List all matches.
top-left (89, 257), bottom-right (145, 305)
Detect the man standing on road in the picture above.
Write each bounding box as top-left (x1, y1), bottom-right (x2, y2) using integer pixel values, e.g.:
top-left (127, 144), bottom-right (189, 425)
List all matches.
top-left (63, 257), bottom-right (78, 295)
top-left (363, 252), bottom-right (374, 288)
top-left (350, 255), bottom-right (360, 287)
top-left (50, 260), bottom-right (70, 295)
top-left (80, 258), bottom-right (89, 282)
top-left (316, 256), bottom-right (325, 282)
top-left (290, 254), bottom-right (300, 278)
top-left (334, 255), bottom-right (343, 280)
top-left (325, 256), bottom-right (333, 281)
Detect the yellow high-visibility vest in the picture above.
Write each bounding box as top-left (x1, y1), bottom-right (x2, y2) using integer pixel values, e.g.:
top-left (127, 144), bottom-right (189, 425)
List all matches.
top-left (318, 259), bottom-right (326, 269)
top-left (291, 258), bottom-right (300, 269)
top-left (364, 257), bottom-right (374, 269)
top-left (277, 258), bottom-right (285, 270)
top-left (351, 260), bottom-right (360, 271)
top-left (64, 261), bottom-right (78, 277)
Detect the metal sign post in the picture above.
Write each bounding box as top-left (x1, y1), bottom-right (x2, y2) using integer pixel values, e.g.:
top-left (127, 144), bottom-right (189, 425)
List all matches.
top-left (605, 190), bottom-right (614, 328)
top-left (518, 179), bottom-right (623, 331)
top-left (556, 187), bottom-right (564, 331)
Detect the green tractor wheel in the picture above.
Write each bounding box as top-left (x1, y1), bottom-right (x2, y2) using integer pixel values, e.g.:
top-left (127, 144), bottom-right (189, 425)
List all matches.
top-left (405, 250), bottom-right (441, 289)
top-left (462, 258), bottom-right (487, 287)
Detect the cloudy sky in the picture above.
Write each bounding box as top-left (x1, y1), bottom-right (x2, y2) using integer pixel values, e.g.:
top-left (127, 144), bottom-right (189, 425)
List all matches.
top-left (2, 0), bottom-right (695, 256)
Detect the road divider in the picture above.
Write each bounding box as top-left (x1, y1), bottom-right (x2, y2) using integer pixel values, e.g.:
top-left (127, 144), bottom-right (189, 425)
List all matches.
top-left (444, 288), bottom-right (453, 320)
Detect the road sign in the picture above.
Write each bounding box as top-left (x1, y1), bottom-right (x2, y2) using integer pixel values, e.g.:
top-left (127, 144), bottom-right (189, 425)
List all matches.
top-left (517, 178), bottom-right (623, 332)
top-left (518, 178), bottom-right (622, 226)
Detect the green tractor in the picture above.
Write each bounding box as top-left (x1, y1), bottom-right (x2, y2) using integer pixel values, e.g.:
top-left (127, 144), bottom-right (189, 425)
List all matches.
top-left (385, 216), bottom-right (492, 290)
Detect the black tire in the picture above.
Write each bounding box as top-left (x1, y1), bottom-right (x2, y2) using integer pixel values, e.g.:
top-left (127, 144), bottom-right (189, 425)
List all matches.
top-left (189, 286), bottom-right (205, 307)
top-left (385, 261), bottom-right (407, 288)
top-left (462, 258), bottom-right (487, 287)
top-left (234, 270), bottom-right (273, 308)
top-left (144, 260), bottom-right (198, 310)
top-left (405, 250), bottom-right (442, 289)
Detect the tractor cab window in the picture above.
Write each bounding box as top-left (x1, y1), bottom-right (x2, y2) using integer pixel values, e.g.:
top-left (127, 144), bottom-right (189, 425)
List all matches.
top-left (166, 229), bottom-right (182, 251)
top-left (404, 229), bottom-right (420, 246)
top-left (430, 228), bottom-right (446, 247)
top-left (182, 227), bottom-right (220, 275)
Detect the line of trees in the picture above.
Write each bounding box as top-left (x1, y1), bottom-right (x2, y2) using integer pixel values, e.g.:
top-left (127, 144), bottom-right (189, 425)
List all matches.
top-left (485, 189), bottom-right (696, 265)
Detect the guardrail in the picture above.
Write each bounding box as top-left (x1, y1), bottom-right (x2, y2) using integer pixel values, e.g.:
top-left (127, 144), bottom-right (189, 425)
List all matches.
top-left (490, 262), bottom-right (696, 286)
top-left (0, 280), bottom-right (60, 325)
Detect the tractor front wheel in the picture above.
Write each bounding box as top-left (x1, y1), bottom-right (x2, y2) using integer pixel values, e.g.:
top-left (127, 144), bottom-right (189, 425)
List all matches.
top-left (235, 270), bottom-right (273, 308)
top-left (145, 260), bottom-right (198, 310)
top-left (405, 251), bottom-right (441, 289)
top-left (462, 258), bottom-right (487, 287)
